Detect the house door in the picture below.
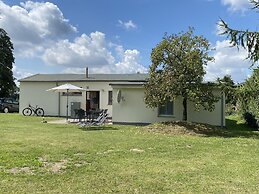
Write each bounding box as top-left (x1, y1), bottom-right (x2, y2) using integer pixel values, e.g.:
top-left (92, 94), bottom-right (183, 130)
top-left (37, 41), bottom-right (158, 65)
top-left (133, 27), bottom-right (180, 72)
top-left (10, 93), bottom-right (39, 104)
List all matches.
top-left (86, 91), bottom-right (100, 111)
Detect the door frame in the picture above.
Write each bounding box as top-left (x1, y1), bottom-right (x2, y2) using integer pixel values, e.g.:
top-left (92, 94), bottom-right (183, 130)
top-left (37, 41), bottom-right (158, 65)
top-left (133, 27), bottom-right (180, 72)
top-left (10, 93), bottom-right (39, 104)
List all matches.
top-left (85, 90), bottom-right (100, 110)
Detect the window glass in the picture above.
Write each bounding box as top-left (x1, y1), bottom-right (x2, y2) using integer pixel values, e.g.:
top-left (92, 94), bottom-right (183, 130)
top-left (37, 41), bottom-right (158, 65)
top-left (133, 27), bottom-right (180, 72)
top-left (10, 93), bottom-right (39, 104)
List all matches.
top-left (5, 99), bottom-right (13, 103)
top-left (158, 100), bottom-right (174, 116)
top-left (62, 92), bottom-right (82, 96)
top-left (108, 91), bottom-right (113, 105)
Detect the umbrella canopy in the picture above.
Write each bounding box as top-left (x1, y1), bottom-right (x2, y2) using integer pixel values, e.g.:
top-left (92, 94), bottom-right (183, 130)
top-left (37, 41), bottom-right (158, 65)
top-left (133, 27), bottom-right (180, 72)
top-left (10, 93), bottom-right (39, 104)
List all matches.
top-left (46, 83), bottom-right (86, 92)
top-left (47, 83), bottom-right (86, 121)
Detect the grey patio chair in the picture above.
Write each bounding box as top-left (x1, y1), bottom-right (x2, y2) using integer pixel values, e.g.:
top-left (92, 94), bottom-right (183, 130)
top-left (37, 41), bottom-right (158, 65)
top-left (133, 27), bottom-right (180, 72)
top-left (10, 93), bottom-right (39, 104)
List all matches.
top-left (79, 112), bottom-right (108, 128)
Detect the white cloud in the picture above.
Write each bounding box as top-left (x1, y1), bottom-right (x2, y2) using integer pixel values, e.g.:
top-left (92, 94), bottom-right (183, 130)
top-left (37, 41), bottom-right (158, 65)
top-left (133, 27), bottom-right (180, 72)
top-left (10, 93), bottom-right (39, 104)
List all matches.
top-left (0, 1), bottom-right (77, 57)
top-left (221, 0), bottom-right (251, 12)
top-left (43, 30), bottom-right (147, 73)
top-left (118, 20), bottom-right (137, 30)
top-left (205, 40), bottom-right (251, 83)
top-left (62, 67), bottom-right (86, 74)
top-left (42, 32), bottom-right (115, 67)
top-left (20, 1), bottom-right (77, 36)
top-left (57, 35), bottom-right (147, 74)
top-left (12, 65), bottom-right (33, 85)
top-left (114, 49), bottom-right (147, 73)
top-left (0, 1), bottom-right (146, 76)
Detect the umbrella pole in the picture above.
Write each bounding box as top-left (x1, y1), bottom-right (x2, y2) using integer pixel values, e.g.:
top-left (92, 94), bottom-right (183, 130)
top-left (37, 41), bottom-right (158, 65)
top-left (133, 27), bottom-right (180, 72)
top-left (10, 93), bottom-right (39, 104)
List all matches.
top-left (66, 89), bottom-right (68, 121)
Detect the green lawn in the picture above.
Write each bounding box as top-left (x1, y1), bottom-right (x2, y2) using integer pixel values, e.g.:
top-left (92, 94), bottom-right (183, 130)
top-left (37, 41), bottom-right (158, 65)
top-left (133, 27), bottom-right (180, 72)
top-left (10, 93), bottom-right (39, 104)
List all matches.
top-left (0, 114), bottom-right (259, 193)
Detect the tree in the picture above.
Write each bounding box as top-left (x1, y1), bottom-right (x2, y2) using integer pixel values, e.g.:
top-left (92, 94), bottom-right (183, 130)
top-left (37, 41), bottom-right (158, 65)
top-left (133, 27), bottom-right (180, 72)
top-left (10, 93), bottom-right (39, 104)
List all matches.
top-left (0, 28), bottom-right (15, 98)
top-left (217, 75), bottom-right (237, 115)
top-left (238, 68), bottom-right (259, 117)
top-left (236, 68), bottom-right (259, 127)
top-left (219, 0), bottom-right (259, 64)
top-left (144, 28), bottom-right (219, 121)
top-left (217, 75), bottom-right (236, 105)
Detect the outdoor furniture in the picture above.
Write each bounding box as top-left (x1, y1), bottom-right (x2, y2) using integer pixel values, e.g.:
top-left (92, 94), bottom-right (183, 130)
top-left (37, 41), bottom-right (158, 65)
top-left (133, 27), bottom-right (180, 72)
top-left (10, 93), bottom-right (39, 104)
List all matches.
top-left (74, 109), bottom-right (85, 122)
top-left (85, 109), bottom-right (103, 121)
top-left (46, 83), bottom-right (86, 121)
top-left (79, 109), bottom-right (108, 128)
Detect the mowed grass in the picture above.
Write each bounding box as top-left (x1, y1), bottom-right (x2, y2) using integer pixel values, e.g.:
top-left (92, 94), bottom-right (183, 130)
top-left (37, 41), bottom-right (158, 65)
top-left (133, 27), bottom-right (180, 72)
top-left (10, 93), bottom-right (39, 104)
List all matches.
top-left (0, 114), bottom-right (259, 193)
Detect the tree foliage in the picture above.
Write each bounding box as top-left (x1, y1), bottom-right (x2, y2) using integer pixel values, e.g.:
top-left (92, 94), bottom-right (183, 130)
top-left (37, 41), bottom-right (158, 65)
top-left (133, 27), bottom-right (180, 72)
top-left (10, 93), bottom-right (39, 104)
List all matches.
top-left (238, 68), bottom-right (259, 121)
top-left (217, 75), bottom-right (237, 115)
top-left (219, 0), bottom-right (259, 64)
top-left (217, 75), bottom-right (236, 105)
top-left (144, 28), bottom-right (219, 121)
top-left (0, 28), bottom-right (15, 98)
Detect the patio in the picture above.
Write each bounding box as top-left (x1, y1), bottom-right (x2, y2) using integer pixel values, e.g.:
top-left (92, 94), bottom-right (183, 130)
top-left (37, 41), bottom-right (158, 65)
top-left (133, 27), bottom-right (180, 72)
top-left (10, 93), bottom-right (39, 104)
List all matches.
top-left (47, 108), bottom-right (111, 125)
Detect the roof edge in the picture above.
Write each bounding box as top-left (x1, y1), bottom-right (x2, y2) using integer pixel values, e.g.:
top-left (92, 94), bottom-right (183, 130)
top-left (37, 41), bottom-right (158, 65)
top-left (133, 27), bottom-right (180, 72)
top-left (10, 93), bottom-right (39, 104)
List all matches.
top-left (18, 73), bottom-right (40, 82)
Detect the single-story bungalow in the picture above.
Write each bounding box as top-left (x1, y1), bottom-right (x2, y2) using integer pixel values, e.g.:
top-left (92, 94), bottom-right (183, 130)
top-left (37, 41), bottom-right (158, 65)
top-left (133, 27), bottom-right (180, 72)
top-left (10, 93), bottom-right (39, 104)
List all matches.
top-left (19, 71), bottom-right (225, 126)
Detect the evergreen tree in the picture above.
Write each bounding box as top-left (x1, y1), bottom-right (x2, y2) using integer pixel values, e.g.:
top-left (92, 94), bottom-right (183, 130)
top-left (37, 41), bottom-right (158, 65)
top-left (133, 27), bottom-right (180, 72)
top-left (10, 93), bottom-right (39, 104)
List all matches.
top-left (220, 0), bottom-right (259, 64)
top-left (0, 28), bottom-right (15, 97)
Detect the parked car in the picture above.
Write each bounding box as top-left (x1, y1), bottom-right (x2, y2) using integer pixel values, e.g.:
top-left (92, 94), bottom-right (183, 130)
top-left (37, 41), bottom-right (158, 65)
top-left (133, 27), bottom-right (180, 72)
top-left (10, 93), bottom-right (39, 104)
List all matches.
top-left (0, 98), bottom-right (19, 113)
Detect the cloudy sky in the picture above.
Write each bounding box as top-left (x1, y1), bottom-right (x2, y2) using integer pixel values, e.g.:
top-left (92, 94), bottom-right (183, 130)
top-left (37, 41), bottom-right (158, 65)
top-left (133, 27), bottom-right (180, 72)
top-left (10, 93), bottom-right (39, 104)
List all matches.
top-left (0, 0), bottom-right (257, 83)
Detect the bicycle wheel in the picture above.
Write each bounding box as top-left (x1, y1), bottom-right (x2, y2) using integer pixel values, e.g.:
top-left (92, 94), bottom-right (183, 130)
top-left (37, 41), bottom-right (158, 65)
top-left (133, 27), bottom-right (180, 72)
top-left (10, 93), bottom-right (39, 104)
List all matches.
top-left (36, 108), bottom-right (44, 116)
top-left (22, 108), bottom-right (32, 116)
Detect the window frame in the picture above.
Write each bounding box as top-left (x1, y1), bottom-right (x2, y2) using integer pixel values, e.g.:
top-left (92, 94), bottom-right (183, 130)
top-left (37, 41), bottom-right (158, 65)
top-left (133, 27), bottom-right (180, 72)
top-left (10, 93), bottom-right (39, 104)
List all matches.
top-left (61, 92), bottom-right (82, 96)
top-left (108, 91), bottom-right (113, 105)
top-left (158, 100), bottom-right (174, 117)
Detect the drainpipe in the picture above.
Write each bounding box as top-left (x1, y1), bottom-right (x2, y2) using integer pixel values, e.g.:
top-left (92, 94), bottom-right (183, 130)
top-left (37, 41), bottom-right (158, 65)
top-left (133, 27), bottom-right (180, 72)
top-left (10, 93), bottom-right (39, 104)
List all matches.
top-left (85, 67), bottom-right (89, 111)
top-left (221, 93), bottom-right (225, 128)
top-left (56, 82), bottom-right (60, 117)
top-left (85, 67), bottom-right (89, 78)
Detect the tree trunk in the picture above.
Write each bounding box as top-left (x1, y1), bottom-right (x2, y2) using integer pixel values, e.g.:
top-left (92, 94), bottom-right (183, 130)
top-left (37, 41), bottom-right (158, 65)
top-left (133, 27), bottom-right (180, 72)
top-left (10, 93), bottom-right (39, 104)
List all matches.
top-left (183, 97), bottom-right (187, 121)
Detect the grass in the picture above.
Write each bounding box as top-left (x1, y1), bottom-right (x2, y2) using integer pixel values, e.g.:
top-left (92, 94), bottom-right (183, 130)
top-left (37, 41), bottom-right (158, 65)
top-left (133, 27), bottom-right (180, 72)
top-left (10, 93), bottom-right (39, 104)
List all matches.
top-left (0, 114), bottom-right (259, 193)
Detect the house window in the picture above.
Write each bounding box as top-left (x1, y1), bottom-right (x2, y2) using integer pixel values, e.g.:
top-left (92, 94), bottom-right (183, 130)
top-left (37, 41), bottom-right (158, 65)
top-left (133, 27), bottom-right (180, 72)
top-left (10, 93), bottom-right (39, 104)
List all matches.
top-left (158, 100), bottom-right (174, 116)
top-left (108, 91), bottom-right (113, 105)
top-left (62, 92), bottom-right (82, 96)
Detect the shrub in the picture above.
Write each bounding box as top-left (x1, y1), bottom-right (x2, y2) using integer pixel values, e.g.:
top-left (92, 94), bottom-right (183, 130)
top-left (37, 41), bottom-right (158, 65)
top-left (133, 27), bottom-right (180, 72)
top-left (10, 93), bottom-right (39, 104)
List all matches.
top-left (226, 104), bottom-right (237, 116)
top-left (243, 112), bottom-right (259, 129)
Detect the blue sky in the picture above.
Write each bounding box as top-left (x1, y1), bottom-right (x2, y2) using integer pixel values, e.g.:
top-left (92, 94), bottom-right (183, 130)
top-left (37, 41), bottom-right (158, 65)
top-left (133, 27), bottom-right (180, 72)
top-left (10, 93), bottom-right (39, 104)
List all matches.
top-left (0, 0), bottom-right (257, 83)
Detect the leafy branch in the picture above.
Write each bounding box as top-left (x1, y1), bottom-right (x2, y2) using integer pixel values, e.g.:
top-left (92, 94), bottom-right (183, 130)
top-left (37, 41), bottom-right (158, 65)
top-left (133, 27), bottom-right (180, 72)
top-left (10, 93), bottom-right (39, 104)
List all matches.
top-left (219, 0), bottom-right (259, 65)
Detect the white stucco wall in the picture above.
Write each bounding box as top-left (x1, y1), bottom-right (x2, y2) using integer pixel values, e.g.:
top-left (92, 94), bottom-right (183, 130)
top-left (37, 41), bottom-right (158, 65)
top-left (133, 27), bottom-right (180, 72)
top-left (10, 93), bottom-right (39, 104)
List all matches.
top-left (19, 82), bottom-right (59, 116)
top-left (112, 86), bottom-right (225, 126)
top-left (20, 80), bottom-right (225, 126)
top-left (19, 81), bottom-right (113, 117)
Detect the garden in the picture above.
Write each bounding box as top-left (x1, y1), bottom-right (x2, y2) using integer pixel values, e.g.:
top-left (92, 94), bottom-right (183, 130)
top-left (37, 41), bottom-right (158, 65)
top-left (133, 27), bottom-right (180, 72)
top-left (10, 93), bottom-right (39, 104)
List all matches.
top-left (0, 114), bottom-right (258, 193)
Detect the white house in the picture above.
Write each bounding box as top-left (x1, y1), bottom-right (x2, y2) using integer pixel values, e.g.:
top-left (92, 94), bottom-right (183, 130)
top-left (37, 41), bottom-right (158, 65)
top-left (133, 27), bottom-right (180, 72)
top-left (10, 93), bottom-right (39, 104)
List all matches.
top-left (19, 72), bottom-right (225, 126)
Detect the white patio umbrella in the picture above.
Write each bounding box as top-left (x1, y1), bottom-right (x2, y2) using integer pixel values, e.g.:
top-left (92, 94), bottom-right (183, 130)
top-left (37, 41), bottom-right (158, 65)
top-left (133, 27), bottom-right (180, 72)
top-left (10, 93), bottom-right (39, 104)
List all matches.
top-left (47, 83), bottom-right (86, 121)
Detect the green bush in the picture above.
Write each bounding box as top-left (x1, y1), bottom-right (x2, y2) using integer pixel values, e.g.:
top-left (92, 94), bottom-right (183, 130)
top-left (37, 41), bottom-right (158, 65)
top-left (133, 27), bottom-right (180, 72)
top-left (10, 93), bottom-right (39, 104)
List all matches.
top-left (225, 104), bottom-right (237, 116)
top-left (243, 112), bottom-right (258, 129)
top-left (237, 68), bottom-right (259, 128)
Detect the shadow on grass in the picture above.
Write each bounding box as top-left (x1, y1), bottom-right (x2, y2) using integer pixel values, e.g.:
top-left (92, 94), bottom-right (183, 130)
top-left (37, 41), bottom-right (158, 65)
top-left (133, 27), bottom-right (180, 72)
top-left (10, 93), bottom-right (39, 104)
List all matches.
top-left (195, 119), bottom-right (259, 139)
top-left (81, 125), bottom-right (119, 131)
top-left (147, 119), bottom-right (259, 139)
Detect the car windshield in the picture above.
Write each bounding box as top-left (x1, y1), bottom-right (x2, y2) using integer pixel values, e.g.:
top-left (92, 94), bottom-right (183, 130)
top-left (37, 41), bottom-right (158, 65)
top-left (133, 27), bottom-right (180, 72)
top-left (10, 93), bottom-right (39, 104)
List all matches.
top-left (0, 98), bottom-right (18, 103)
top-left (5, 99), bottom-right (13, 103)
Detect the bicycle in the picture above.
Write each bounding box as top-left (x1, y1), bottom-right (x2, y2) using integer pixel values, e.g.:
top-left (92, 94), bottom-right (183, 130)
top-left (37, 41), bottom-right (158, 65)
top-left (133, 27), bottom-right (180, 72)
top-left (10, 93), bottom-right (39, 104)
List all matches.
top-left (22, 104), bottom-right (45, 116)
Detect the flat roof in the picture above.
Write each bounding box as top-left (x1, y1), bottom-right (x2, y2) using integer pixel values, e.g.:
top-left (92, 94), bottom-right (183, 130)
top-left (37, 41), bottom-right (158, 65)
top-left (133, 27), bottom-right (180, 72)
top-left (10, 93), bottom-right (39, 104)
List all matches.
top-left (109, 82), bottom-right (145, 88)
top-left (19, 73), bottom-right (149, 82)
top-left (109, 82), bottom-right (145, 86)
top-left (19, 74), bottom-right (219, 88)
